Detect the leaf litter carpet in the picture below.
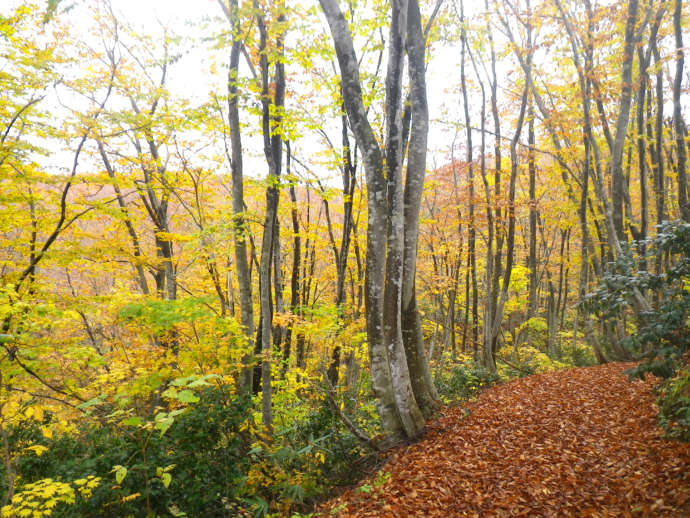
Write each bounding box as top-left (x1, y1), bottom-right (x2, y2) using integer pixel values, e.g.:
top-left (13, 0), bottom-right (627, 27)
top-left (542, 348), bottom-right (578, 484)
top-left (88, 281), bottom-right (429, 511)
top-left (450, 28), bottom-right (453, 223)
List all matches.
top-left (320, 363), bottom-right (690, 517)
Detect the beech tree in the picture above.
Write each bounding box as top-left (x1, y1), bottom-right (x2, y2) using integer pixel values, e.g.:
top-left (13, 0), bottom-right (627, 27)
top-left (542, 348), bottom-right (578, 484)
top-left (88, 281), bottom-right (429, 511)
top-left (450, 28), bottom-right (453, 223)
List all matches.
top-left (319, 0), bottom-right (439, 440)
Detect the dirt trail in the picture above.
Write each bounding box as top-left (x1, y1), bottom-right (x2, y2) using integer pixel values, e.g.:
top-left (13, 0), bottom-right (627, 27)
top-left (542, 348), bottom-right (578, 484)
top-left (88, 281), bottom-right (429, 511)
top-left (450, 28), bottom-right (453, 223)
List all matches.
top-left (320, 363), bottom-right (690, 517)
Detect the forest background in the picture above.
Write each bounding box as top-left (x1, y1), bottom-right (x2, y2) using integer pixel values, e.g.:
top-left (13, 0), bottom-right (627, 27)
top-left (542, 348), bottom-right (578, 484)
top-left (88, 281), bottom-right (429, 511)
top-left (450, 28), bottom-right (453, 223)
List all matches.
top-left (1, 0), bottom-right (689, 516)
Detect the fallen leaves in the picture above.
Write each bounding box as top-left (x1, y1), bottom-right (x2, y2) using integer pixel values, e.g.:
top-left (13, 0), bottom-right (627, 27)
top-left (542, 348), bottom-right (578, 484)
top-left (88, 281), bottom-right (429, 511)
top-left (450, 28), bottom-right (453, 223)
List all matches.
top-left (319, 363), bottom-right (690, 517)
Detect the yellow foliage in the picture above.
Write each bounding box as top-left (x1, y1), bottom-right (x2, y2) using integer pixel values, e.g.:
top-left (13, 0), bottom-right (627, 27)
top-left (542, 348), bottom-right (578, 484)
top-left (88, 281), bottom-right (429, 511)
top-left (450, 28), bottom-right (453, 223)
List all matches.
top-left (511, 346), bottom-right (569, 374)
top-left (24, 445), bottom-right (48, 457)
top-left (1, 476), bottom-right (100, 518)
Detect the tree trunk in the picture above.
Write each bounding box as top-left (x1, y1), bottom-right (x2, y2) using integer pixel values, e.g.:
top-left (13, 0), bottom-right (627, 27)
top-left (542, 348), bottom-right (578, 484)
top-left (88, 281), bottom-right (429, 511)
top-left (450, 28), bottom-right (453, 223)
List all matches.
top-left (320, 0), bottom-right (429, 440)
top-left (272, 218), bottom-right (284, 349)
top-left (611, 0), bottom-right (639, 242)
top-left (528, 100), bottom-right (538, 318)
top-left (221, 0), bottom-right (255, 395)
top-left (400, 0), bottom-right (440, 416)
top-left (635, 47), bottom-right (648, 272)
top-left (283, 157), bottom-right (300, 376)
top-left (673, 0), bottom-right (689, 220)
top-left (652, 43), bottom-right (665, 279)
top-left (486, 87), bottom-right (529, 372)
top-left (326, 104), bottom-right (357, 386)
top-left (256, 3), bottom-right (285, 433)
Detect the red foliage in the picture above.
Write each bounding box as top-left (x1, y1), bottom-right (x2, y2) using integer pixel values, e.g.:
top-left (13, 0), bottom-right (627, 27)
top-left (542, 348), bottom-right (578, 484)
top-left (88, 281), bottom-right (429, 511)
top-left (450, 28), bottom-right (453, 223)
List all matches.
top-left (320, 363), bottom-right (690, 517)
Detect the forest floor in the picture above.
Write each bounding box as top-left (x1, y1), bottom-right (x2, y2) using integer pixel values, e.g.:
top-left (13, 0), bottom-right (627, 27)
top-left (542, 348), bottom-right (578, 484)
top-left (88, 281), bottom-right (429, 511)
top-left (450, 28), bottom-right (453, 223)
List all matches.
top-left (317, 363), bottom-right (690, 517)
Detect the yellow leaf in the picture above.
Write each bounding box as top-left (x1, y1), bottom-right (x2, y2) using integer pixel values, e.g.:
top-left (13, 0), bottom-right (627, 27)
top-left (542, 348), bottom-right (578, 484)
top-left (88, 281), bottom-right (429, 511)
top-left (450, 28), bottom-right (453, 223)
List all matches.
top-left (25, 445), bottom-right (48, 457)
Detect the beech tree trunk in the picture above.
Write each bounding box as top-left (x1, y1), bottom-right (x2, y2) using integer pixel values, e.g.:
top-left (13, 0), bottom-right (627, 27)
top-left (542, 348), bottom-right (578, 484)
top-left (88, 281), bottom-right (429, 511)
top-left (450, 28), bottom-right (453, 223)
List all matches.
top-left (611, 0), bottom-right (640, 242)
top-left (326, 104), bottom-right (357, 386)
top-left (528, 100), bottom-right (537, 319)
top-left (219, 0), bottom-right (255, 395)
top-left (459, 0), bottom-right (478, 361)
top-left (283, 150), bottom-right (300, 376)
top-left (485, 87), bottom-right (529, 372)
top-left (320, 0), bottom-right (433, 440)
top-left (401, 0), bottom-right (440, 416)
top-left (673, 0), bottom-right (689, 220)
top-left (256, 3), bottom-right (285, 433)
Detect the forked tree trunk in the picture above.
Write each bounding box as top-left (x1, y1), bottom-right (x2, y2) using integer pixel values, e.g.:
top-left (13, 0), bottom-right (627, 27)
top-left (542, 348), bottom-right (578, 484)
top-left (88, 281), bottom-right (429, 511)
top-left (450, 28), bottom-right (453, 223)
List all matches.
top-left (320, 0), bottom-right (431, 440)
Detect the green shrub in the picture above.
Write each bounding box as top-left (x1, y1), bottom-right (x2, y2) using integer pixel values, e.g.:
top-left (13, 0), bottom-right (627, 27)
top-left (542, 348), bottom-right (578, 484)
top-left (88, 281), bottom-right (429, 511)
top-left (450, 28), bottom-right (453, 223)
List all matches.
top-left (2, 383), bottom-right (382, 517)
top-left (658, 367), bottom-right (690, 442)
top-left (434, 361), bottom-right (500, 402)
top-left (559, 339), bottom-right (597, 367)
top-left (584, 221), bottom-right (690, 377)
top-left (584, 221), bottom-right (690, 441)
top-left (6, 386), bottom-right (253, 517)
top-left (239, 399), bottom-right (377, 516)
top-left (516, 317), bottom-right (549, 351)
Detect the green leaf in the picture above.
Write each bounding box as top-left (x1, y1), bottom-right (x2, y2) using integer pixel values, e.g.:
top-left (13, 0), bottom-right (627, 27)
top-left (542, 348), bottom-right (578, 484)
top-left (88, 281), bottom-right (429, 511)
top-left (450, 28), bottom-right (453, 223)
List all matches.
top-left (122, 416), bottom-right (143, 427)
top-left (176, 389), bottom-right (199, 403)
top-left (155, 416), bottom-right (174, 437)
top-left (161, 473), bottom-right (172, 488)
top-left (170, 376), bottom-right (195, 387)
top-left (187, 374), bottom-right (219, 387)
top-left (161, 387), bottom-right (178, 399)
top-left (77, 395), bottom-right (106, 410)
top-left (113, 465), bottom-right (127, 484)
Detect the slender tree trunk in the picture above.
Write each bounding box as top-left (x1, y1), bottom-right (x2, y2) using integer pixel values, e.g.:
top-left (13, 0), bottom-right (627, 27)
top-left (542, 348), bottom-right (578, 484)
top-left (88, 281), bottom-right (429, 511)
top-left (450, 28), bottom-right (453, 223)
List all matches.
top-left (653, 43), bottom-right (665, 278)
top-left (272, 218), bottom-right (284, 349)
top-left (488, 0), bottom-right (504, 366)
top-left (256, 3), bottom-right (285, 433)
top-left (400, 0), bottom-right (440, 415)
top-left (283, 151), bottom-right (300, 376)
top-left (326, 104), bottom-right (357, 386)
top-left (221, 0), bottom-right (255, 394)
top-left (673, 0), bottom-right (689, 220)
top-left (486, 87), bottom-right (529, 372)
top-left (636, 47), bottom-right (648, 272)
top-left (469, 41), bottom-right (493, 367)
top-left (528, 100), bottom-right (537, 318)
top-left (462, 246), bottom-right (471, 357)
top-left (610, 0), bottom-right (641, 241)
top-left (460, 0), bottom-right (479, 361)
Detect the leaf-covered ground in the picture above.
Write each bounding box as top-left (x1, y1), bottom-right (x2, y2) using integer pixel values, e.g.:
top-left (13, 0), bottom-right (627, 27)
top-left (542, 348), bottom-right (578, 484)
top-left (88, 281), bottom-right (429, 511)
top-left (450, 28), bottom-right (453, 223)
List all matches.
top-left (319, 363), bottom-right (690, 517)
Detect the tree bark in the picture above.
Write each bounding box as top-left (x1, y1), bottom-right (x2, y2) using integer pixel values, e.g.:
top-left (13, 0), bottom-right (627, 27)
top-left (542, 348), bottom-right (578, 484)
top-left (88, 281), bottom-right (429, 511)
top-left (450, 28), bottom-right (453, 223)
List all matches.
top-left (528, 99), bottom-right (537, 319)
top-left (486, 87), bottom-right (529, 372)
top-left (220, 0), bottom-right (256, 394)
top-left (673, 0), bottom-right (689, 220)
top-left (319, 0), bottom-right (429, 440)
top-left (401, 0), bottom-right (440, 416)
top-left (256, 2), bottom-right (285, 433)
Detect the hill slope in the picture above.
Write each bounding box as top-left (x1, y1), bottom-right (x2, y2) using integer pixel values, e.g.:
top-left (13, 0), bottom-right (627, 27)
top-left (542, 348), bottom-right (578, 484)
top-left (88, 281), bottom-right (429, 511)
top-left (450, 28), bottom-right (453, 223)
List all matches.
top-left (320, 363), bottom-right (690, 517)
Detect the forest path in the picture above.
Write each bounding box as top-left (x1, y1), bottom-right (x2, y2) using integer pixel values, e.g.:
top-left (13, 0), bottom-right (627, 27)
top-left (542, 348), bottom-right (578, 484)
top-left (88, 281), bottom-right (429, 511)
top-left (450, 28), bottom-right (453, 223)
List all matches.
top-left (319, 363), bottom-right (690, 517)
